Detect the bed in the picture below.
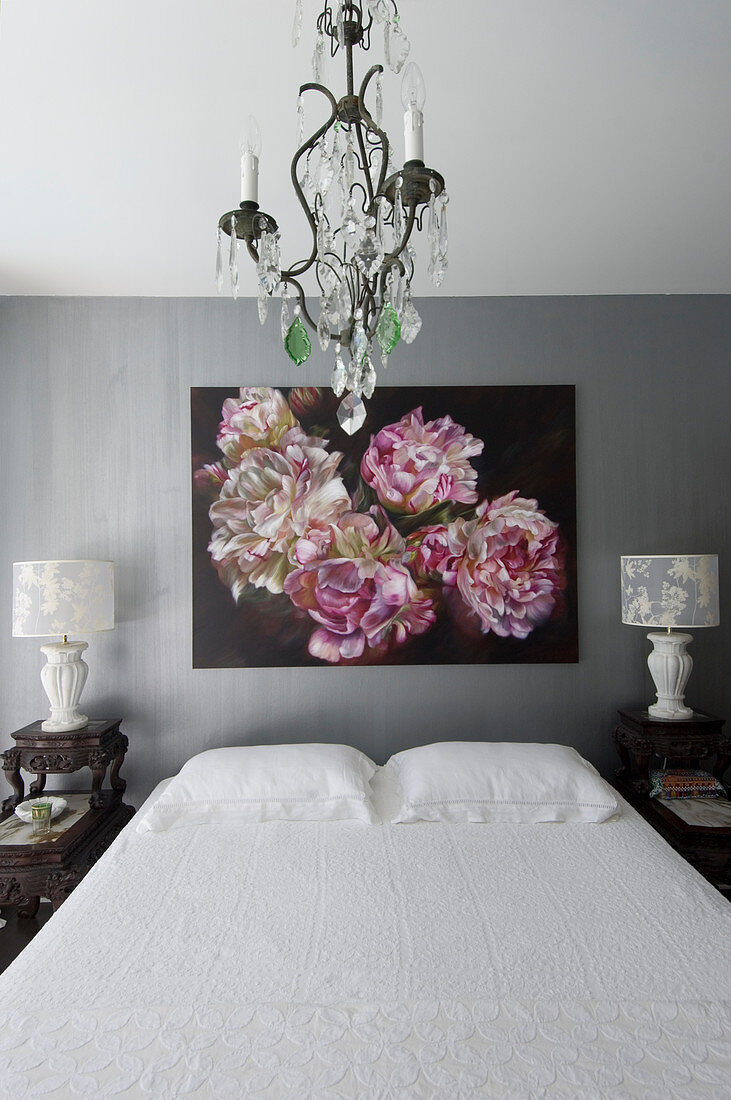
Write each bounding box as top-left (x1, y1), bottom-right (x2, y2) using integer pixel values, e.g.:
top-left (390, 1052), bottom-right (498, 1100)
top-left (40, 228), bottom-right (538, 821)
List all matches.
top-left (0, 741), bottom-right (729, 1098)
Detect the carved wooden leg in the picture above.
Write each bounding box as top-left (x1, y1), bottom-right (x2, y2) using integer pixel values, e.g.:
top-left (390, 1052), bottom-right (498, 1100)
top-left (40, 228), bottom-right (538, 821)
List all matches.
top-left (1, 761), bottom-right (25, 812)
top-left (17, 895), bottom-right (41, 919)
top-left (109, 749), bottom-right (127, 794)
top-left (614, 733), bottom-right (631, 780)
top-left (29, 772), bottom-right (47, 797)
top-left (712, 753), bottom-right (729, 785)
top-left (89, 750), bottom-right (109, 808)
top-left (635, 753), bottom-right (651, 792)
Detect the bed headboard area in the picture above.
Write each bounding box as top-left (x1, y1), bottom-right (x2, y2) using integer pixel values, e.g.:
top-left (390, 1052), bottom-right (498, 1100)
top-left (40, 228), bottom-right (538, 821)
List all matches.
top-left (1, 294), bottom-right (729, 808)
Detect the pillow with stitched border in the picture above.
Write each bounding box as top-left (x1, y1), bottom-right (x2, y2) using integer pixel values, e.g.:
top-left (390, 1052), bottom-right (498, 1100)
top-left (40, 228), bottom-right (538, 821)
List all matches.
top-left (649, 769), bottom-right (725, 800)
top-left (137, 744), bottom-right (379, 831)
top-left (386, 741), bottom-right (619, 824)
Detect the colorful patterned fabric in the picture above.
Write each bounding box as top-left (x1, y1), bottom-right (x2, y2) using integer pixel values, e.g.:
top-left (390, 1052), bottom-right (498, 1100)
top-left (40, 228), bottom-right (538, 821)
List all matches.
top-left (649, 769), bottom-right (725, 799)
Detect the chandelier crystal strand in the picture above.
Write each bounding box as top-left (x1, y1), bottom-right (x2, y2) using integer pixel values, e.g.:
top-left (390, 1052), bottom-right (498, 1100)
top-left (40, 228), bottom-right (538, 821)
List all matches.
top-left (331, 341), bottom-right (347, 397)
top-left (215, 227), bottom-right (224, 293)
top-left (292, 0), bottom-right (303, 47)
top-left (217, 0), bottom-right (447, 430)
top-left (312, 31), bottom-right (324, 81)
top-left (229, 215), bottom-right (238, 300)
top-left (280, 283), bottom-right (291, 344)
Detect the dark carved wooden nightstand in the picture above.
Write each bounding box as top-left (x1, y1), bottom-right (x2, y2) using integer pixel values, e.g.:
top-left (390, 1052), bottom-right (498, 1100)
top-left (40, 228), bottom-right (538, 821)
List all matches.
top-left (1, 718), bottom-right (128, 811)
top-left (613, 707), bottom-right (731, 899)
top-left (0, 790), bottom-right (134, 916)
top-left (613, 708), bottom-right (729, 794)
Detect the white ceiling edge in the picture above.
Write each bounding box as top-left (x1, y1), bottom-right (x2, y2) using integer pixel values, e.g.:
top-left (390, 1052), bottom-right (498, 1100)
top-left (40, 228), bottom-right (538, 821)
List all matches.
top-left (0, 0), bottom-right (730, 298)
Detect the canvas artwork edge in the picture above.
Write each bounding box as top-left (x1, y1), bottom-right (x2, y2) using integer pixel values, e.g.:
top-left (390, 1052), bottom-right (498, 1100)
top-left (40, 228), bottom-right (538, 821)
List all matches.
top-left (191, 384), bottom-right (578, 668)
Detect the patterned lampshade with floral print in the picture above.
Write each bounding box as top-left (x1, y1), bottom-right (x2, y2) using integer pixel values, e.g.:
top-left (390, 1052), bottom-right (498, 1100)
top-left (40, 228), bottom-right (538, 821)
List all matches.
top-left (12, 560), bottom-right (114, 638)
top-left (620, 555), bottom-right (719, 629)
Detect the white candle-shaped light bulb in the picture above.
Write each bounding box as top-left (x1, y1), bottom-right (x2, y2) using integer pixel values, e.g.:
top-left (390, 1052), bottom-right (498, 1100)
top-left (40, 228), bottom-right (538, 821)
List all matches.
top-left (401, 62), bottom-right (425, 163)
top-left (240, 115), bottom-right (262, 204)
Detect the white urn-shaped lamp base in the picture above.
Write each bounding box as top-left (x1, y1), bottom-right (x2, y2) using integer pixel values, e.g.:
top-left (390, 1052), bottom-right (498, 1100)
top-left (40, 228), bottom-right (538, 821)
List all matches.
top-left (646, 631), bottom-right (694, 720)
top-left (39, 641), bottom-right (90, 732)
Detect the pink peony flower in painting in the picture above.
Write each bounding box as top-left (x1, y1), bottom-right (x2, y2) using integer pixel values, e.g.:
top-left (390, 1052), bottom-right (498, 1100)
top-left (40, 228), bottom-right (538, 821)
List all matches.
top-left (417, 491), bottom-right (565, 639)
top-left (284, 513), bottom-right (436, 662)
top-left (361, 407), bottom-right (484, 514)
top-left (192, 461), bottom-right (229, 491)
top-left (208, 428), bottom-right (350, 598)
top-left (193, 387), bottom-right (573, 665)
top-left (216, 386), bottom-right (298, 462)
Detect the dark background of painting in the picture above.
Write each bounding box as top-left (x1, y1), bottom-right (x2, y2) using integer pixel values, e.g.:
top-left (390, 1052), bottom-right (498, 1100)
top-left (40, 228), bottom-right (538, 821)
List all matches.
top-left (192, 385), bottom-right (577, 667)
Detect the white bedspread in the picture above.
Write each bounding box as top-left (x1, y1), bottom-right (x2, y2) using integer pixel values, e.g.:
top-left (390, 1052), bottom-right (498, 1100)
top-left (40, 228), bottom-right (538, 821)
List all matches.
top-left (0, 774), bottom-right (729, 1098)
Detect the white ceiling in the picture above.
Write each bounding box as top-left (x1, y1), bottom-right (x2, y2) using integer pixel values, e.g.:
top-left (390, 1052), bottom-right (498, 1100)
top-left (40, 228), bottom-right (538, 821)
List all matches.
top-left (1, 0), bottom-right (730, 297)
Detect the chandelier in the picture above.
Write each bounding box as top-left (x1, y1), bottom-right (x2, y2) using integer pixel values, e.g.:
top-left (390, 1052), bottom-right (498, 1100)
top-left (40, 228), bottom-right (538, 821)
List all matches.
top-left (216, 0), bottom-right (448, 434)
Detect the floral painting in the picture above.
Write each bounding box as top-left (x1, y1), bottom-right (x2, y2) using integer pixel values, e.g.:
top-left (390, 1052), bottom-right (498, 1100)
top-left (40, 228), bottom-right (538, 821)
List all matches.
top-left (191, 385), bottom-right (577, 667)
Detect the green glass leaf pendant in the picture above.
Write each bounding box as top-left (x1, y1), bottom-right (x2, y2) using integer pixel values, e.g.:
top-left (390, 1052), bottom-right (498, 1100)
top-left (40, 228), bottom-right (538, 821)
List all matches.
top-left (285, 316), bottom-right (312, 365)
top-left (376, 302), bottom-right (401, 358)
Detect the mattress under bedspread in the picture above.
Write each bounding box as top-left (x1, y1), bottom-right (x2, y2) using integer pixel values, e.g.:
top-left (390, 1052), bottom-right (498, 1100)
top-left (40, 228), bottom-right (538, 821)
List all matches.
top-left (0, 779), bottom-right (729, 1098)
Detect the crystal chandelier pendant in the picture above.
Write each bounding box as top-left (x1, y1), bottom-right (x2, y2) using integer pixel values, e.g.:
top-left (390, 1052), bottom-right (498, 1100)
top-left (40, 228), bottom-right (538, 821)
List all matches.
top-left (337, 392), bottom-right (367, 435)
top-left (331, 342), bottom-right (347, 397)
top-left (215, 227), bottom-right (224, 293)
top-left (228, 216), bottom-right (239, 301)
top-left (400, 291), bottom-right (422, 343)
top-left (280, 284), bottom-right (291, 344)
top-left (285, 308), bottom-right (312, 365)
top-left (292, 0), bottom-right (303, 47)
top-left (376, 302), bottom-right (401, 358)
top-left (361, 348), bottom-right (377, 399)
top-left (317, 304), bottom-right (330, 352)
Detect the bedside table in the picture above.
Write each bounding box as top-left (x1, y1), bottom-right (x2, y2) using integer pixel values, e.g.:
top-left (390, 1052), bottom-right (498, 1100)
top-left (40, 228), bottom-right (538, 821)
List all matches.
top-left (0, 790), bottom-right (134, 916)
top-left (1, 718), bottom-right (128, 811)
top-left (613, 707), bottom-right (731, 899)
top-left (614, 708), bottom-right (729, 793)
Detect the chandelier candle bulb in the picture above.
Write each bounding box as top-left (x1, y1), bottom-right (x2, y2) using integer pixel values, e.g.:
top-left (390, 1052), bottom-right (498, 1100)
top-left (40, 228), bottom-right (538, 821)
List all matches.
top-left (401, 62), bottom-right (425, 163)
top-left (240, 116), bottom-right (262, 204)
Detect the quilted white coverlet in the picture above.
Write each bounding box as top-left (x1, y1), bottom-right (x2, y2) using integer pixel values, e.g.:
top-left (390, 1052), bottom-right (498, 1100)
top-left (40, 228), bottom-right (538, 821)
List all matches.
top-left (0, 778), bottom-right (729, 1098)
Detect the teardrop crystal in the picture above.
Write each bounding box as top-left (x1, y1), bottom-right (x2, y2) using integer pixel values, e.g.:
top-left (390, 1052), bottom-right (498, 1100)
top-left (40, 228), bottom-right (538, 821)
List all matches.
top-left (337, 393), bottom-right (367, 435)
top-left (376, 302), bottom-right (401, 357)
top-left (285, 315), bottom-right (312, 365)
top-left (331, 352), bottom-right (347, 397)
top-left (400, 293), bottom-right (422, 343)
top-left (387, 20), bottom-right (410, 73)
top-left (361, 355), bottom-right (377, 399)
top-left (317, 306), bottom-right (331, 352)
top-left (257, 284), bottom-right (268, 325)
top-left (312, 33), bottom-right (324, 82)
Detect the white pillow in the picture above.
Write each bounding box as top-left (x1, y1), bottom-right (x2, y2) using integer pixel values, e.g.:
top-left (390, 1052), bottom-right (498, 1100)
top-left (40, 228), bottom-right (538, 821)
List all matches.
top-left (387, 741), bottom-right (619, 824)
top-left (137, 744), bottom-right (379, 831)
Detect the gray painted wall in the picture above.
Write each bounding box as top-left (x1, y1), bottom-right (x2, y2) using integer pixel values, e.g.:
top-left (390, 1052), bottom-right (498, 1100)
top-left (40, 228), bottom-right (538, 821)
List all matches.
top-left (1, 295), bottom-right (729, 808)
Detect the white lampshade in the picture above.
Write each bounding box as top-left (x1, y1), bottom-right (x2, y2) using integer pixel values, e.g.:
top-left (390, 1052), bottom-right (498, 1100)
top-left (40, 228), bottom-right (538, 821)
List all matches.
top-left (12, 560), bottom-right (114, 638)
top-left (620, 555), bottom-right (719, 629)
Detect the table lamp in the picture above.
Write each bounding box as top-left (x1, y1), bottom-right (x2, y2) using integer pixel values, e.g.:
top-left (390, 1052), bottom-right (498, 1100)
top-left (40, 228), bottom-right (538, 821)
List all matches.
top-left (12, 560), bottom-right (114, 732)
top-left (620, 554), bottom-right (719, 720)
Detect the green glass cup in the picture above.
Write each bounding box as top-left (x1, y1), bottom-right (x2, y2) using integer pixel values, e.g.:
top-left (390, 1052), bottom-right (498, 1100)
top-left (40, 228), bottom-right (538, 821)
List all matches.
top-left (31, 801), bottom-right (52, 837)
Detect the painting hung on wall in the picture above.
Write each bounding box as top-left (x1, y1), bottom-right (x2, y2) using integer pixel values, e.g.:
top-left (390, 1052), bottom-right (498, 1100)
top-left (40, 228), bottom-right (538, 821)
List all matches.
top-left (191, 385), bottom-right (577, 667)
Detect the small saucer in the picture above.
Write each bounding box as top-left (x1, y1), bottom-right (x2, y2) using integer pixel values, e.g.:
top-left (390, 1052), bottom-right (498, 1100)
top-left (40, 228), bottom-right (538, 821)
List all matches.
top-left (15, 797), bottom-right (68, 824)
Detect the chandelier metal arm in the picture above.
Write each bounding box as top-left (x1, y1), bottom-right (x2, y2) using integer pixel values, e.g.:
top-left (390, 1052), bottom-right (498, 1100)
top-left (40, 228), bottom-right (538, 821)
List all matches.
top-left (283, 274), bottom-right (318, 332)
top-left (283, 82), bottom-right (339, 282)
top-left (357, 65), bottom-right (389, 204)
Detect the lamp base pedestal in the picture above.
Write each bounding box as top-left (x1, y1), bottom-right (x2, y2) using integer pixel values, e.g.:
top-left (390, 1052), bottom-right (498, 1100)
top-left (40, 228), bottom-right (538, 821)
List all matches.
top-left (39, 641), bottom-right (89, 733)
top-left (646, 631), bottom-right (693, 721)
